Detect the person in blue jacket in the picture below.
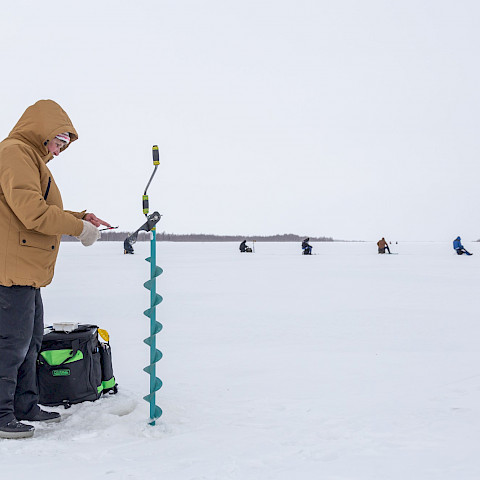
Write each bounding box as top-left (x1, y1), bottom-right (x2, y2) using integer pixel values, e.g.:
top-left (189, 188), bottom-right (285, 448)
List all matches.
top-left (453, 236), bottom-right (472, 255)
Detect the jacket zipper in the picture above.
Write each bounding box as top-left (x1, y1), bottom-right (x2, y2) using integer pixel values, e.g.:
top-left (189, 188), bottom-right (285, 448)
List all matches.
top-left (44, 177), bottom-right (51, 201)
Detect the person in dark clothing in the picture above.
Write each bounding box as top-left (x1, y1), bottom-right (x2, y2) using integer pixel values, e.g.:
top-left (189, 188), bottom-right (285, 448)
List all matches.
top-left (302, 238), bottom-right (312, 255)
top-left (124, 237), bottom-right (134, 254)
top-left (453, 236), bottom-right (472, 255)
top-left (239, 240), bottom-right (252, 253)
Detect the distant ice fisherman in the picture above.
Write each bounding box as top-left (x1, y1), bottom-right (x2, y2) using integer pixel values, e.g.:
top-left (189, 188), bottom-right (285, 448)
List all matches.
top-left (124, 237), bottom-right (134, 254)
top-left (302, 238), bottom-right (312, 255)
top-left (377, 237), bottom-right (391, 254)
top-left (453, 236), bottom-right (472, 256)
top-left (239, 240), bottom-right (252, 253)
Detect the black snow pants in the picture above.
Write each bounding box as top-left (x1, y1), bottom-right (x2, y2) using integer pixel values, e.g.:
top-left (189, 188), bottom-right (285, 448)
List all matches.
top-left (0, 286), bottom-right (44, 426)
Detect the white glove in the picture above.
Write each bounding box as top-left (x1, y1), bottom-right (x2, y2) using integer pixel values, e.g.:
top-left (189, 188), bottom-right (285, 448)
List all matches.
top-left (77, 220), bottom-right (100, 246)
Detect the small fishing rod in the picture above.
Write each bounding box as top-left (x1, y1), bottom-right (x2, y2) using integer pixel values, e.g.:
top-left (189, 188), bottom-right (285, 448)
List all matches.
top-left (99, 226), bottom-right (119, 232)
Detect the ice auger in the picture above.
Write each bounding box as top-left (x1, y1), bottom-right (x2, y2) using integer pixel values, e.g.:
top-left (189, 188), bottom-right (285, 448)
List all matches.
top-left (127, 145), bottom-right (163, 425)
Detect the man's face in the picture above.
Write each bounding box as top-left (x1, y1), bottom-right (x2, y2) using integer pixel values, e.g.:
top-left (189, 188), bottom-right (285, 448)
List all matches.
top-left (47, 138), bottom-right (67, 156)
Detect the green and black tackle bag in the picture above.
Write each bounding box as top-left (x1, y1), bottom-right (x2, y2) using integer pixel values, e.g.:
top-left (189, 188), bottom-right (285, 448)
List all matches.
top-left (37, 324), bottom-right (118, 408)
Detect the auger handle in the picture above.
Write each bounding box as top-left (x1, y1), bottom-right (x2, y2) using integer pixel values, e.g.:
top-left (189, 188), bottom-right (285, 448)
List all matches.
top-left (143, 146), bottom-right (160, 216)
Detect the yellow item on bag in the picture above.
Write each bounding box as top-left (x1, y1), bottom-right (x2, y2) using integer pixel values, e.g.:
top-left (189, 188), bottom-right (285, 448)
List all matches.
top-left (98, 328), bottom-right (110, 343)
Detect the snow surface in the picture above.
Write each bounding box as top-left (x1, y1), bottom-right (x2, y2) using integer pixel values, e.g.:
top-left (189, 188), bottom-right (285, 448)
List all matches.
top-left (1, 240), bottom-right (480, 479)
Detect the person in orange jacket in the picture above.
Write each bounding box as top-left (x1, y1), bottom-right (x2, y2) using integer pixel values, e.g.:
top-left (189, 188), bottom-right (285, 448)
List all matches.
top-left (377, 237), bottom-right (391, 254)
top-left (0, 100), bottom-right (111, 439)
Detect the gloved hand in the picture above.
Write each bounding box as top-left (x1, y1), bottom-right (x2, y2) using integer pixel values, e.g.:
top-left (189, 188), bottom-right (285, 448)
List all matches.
top-left (77, 220), bottom-right (100, 246)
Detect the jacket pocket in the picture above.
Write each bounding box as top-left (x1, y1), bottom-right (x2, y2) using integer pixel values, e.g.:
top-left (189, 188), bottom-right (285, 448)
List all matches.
top-left (19, 231), bottom-right (58, 252)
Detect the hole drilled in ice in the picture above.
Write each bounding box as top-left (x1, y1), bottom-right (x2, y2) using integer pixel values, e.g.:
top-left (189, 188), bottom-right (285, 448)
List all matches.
top-left (104, 397), bottom-right (138, 417)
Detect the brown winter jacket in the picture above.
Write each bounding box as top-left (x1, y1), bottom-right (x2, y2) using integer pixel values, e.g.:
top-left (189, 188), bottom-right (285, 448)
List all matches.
top-left (377, 238), bottom-right (387, 249)
top-left (0, 100), bottom-right (85, 287)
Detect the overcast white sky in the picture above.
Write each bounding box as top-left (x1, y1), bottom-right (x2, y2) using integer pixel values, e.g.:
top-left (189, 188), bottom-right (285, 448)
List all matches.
top-left (1, 0), bottom-right (479, 241)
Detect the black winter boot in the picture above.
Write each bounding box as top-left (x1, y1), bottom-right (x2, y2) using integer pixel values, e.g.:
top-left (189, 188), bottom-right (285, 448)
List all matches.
top-left (17, 409), bottom-right (61, 423)
top-left (0, 419), bottom-right (34, 439)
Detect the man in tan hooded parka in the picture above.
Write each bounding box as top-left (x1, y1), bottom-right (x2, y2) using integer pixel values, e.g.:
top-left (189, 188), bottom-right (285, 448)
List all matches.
top-left (0, 100), bottom-right (111, 439)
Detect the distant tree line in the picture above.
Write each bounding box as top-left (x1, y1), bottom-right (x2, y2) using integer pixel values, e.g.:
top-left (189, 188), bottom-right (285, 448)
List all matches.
top-left (154, 232), bottom-right (334, 242)
top-left (62, 232), bottom-right (334, 242)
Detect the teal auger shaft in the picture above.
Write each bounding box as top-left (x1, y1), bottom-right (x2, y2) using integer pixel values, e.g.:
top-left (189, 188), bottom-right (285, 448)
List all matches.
top-left (143, 228), bottom-right (163, 425)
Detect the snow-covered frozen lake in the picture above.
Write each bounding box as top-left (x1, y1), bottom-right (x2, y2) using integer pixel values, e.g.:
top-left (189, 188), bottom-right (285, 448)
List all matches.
top-left (2, 240), bottom-right (480, 480)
